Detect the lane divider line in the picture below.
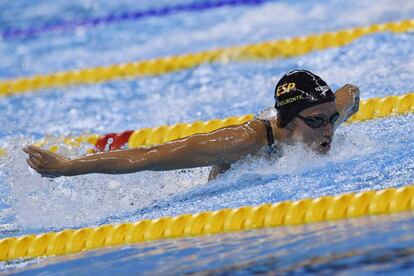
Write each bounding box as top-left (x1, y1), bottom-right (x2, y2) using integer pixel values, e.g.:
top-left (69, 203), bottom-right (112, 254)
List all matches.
top-left (1, 19), bottom-right (413, 96)
top-left (33, 92), bottom-right (414, 153)
top-left (0, 184), bottom-right (413, 261)
top-left (0, 92), bottom-right (412, 157)
top-left (2, 0), bottom-right (270, 39)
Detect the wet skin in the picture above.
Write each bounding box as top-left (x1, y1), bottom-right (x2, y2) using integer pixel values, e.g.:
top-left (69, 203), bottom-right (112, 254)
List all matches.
top-left (291, 101), bottom-right (338, 154)
top-left (23, 84), bottom-right (359, 179)
top-left (280, 83), bottom-right (359, 155)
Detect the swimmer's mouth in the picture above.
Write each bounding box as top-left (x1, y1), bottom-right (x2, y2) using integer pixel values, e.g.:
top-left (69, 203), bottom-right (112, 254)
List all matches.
top-left (320, 139), bottom-right (331, 148)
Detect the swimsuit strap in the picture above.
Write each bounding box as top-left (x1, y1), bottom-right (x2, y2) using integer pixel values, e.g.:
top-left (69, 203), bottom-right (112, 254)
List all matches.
top-left (260, 119), bottom-right (275, 147)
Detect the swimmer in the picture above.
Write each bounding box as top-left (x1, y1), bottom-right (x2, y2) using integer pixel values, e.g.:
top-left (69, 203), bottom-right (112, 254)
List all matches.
top-left (23, 70), bottom-right (360, 180)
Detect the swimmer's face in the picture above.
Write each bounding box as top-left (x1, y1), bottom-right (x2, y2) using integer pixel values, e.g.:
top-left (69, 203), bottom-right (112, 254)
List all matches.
top-left (290, 101), bottom-right (338, 154)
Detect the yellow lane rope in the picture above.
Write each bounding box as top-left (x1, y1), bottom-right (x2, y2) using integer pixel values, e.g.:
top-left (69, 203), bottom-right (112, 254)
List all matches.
top-left (35, 92), bottom-right (414, 151)
top-left (0, 19), bottom-right (413, 96)
top-left (1, 184), bottom-right (413, 261)
top-left (0, 92), bottom-right (412, 158)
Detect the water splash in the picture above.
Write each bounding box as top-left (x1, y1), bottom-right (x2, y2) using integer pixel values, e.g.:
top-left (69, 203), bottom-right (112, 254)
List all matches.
top-left (123, 114), bottom-right (413, 221)
top-left (0, 137), bottom-right (208, 236)
top-left (1, 113), bottom-right (413, 236)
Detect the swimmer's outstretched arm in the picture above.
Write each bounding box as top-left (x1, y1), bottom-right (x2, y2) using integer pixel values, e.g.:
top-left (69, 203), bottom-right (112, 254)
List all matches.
top-left (23, 120), bottom-right (269, 177)
top-left (334, 84), bottom-right (360, 127)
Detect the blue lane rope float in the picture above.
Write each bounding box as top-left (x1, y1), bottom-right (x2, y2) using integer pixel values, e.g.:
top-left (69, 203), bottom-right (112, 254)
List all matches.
top-left (2, 0), bottom-right (270, 39)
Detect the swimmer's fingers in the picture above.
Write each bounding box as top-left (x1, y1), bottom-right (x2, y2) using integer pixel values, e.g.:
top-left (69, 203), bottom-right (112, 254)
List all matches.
top-left (27, 151), bottom-right (46, 165)
top-left (23, 146), bottom-right (43, 160)
top-left (23, 145), bottom-right (40, 154)
top-left (343, 84), bottom-right (360, 96)
top-left (351, 95), bottom-right (360, 114)
top-left (344, 84), bottom-right (360, 109)
top-left (351, 85), bottom-right (360, 97)
top-left (24, 146), bottom-right (68, 177)
top-left (24, 145), bottom-right (68, 165)
top-left (27, 158), bottom-right (61, 178)
top-left (23, 145), bottom-right (55, 159)
top-left (27, 157), bottom-right (48, 171)
top-left (23, 146), bottom-right (51, 163)
top-left (27, 158), bottom-right (41, 171)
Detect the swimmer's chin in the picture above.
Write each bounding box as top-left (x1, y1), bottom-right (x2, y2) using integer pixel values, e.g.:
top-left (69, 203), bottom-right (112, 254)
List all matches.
top-left (289, 137), bottom-right (331, 154)
top-left (311, 141), bottom-right (331, 154)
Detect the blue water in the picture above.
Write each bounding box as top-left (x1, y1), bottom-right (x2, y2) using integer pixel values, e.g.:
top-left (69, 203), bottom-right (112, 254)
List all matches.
top-left (0, 0), bottom-right (414, 274)
top-left (6, 212), bottom-right (414, 275)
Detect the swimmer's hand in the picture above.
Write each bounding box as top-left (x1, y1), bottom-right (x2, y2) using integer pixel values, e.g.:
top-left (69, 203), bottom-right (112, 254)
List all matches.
top-left (344, 84), bottom-right (360, 117)
top-left (23, 145), bottom-right (69, 178)
top-left (334, 84), bottom-right (360, 127)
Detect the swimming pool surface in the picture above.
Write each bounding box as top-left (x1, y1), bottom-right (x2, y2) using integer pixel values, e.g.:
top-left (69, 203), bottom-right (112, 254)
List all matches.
top-left (1, 0), bottom-right (414, 274)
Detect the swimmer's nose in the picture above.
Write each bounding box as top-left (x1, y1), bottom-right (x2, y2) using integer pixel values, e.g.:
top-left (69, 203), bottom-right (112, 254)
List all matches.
top-left (323, 122), bottom-right (334, 138)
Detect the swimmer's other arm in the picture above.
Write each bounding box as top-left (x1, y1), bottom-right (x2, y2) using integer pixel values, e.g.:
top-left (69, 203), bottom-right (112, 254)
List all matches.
top-left (334, 84), bottom-right (360, 127)
top-left (23, 120), bottom-right (269, 177)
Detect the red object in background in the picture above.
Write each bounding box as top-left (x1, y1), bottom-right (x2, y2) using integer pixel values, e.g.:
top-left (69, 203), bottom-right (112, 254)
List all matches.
top-left (95, 133), bottom-right (117, 152)
top-left (109, 130), bottom-right (134, 150)
top-left (95, 130), bottom-right (133, 152)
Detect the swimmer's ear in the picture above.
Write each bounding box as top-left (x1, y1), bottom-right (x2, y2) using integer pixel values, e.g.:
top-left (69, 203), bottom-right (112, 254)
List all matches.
top-left (276, 116), bottom-right (283, 128)
top-left (284, 120), bottom-right (296, 138)
top-left (277, 116), bottom-right (295, 130)
top-left (286, 121), bottom-right (295, 131)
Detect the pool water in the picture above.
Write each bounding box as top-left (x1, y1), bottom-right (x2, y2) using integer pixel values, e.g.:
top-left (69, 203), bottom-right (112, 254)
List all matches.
top-left (0, 0), bottom-right (414, 274)
top-left (6, 212), bottom-right (414, 275)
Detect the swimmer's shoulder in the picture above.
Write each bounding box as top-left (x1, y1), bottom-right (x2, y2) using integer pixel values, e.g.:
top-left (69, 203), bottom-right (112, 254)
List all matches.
top-left (245, 116), bottom-right (277, 149)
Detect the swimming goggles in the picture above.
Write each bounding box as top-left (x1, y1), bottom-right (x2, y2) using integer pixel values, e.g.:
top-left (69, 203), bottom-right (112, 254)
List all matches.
top-left (296, 112), bottom-right (340, 128)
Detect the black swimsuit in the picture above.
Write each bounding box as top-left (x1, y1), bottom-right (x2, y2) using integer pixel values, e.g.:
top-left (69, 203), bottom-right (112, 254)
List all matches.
top-left (260, 119), bottom-right (276, 154)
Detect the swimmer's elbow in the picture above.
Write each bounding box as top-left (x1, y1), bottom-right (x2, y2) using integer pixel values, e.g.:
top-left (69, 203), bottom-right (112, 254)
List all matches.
top-left (194, 134), bottom-right (246, 165)
top-left (222, 132), bottom-right (259, 163)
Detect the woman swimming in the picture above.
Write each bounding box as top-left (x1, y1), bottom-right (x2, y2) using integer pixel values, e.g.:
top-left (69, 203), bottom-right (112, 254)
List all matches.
top-left (23, 70), bottom-right (360, 180)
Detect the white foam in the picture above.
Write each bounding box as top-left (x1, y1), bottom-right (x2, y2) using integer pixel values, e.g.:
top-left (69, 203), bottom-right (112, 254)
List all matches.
top-left (1, 137), bottom-right (207, 231)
